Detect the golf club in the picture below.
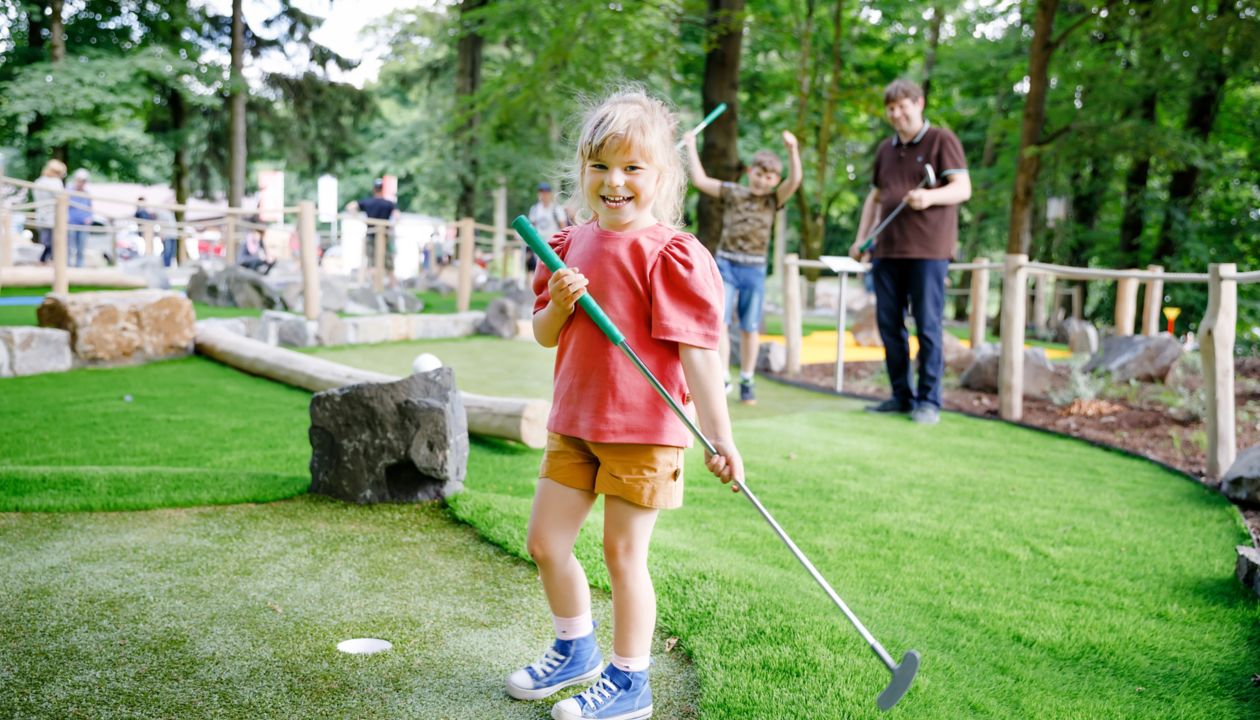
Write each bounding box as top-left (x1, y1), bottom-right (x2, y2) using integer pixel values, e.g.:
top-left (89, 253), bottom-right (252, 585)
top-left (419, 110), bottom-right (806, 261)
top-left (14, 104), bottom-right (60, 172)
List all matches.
top-left (858, 163), bottom-right (937, 254)
top-left (676, 103), bottom-right (728, 149)
top-left (513, 215), bottom-right (921, 712)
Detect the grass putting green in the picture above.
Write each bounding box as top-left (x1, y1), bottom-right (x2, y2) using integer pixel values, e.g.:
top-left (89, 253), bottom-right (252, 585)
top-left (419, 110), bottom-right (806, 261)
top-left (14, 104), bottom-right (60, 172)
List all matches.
top-left (0, 337), bottom-right (1255, 717)
top-left (414, 289), bottom-right (497, 314)
top-left (0, 356), bottom-right (310, 511)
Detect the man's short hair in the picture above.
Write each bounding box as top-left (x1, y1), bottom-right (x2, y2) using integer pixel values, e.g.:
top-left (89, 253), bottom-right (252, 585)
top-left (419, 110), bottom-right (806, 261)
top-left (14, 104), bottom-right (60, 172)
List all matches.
top-left (372, 177), bottom-right (385, 190)
top-left (884, 79), bottom-right (924, 105)
top-left (749, 150), bottom-right (782, 176)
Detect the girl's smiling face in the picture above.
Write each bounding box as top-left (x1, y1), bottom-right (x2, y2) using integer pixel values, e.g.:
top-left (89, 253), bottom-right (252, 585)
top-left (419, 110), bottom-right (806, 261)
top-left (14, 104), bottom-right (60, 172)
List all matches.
top-left (582, 141), bottom-right (660, 233)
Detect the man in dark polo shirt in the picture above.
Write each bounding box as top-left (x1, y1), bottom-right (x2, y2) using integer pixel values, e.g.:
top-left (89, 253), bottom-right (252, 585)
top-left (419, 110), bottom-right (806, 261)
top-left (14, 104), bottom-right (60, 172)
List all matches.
top-left (849, 79), bottom-right (971, 425)
top-left (345, 178), bottom-right (400, 286)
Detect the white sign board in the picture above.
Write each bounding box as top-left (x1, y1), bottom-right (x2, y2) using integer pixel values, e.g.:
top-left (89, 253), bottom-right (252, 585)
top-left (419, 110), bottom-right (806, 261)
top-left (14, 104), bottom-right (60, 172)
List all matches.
top-left (317, 174), bottom-right (338, 223)
top-left (819, 255), bottom-right (868, 275)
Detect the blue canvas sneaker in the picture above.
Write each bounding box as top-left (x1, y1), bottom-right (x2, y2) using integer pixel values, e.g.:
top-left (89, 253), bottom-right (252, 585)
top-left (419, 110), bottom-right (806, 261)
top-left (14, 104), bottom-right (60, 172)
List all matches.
top-left (551, 663), bottom-right (652, 720)
top-left (506, 632), bottom-right (603, 701)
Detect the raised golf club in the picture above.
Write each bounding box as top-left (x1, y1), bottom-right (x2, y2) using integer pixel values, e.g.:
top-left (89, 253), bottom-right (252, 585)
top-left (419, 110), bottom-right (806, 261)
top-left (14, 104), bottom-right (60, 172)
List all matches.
top-left (675, 102), bottom-right (728, 149)
top-left (858, 163), bottom-right (937, 254)
top-left (513, 215), bottom-right (921, 712)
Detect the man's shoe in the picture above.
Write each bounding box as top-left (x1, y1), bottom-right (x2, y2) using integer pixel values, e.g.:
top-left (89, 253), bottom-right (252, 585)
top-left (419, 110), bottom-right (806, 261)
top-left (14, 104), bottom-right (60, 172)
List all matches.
top-left (911, 405), bottom-right (940, 425)
top-left (865, 399), bottom-right (912, 414)
top-left (739, 379), bottom-right (756, 405)
top-left (551, 663), bottom-right (652, 720)
top-left (506, 632), bottom-right (603, 701)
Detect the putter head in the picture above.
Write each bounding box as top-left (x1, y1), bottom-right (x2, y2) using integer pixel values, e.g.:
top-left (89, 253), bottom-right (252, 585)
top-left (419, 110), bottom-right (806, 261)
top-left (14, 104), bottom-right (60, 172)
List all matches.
top-left (876, 649), bottom-right (920, 711)
top-left (923, 163), bottom-right (937, 188)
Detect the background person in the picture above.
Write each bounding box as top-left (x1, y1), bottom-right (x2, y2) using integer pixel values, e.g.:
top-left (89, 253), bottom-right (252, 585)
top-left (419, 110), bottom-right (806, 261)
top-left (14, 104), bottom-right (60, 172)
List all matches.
top-left (683, 128), bottom-right (802, 405)
top-left (345, 177), bottom-right (399, 286)
top-left (32, 159), bottom-right (66, 264)
top-left (526, 181), bottom-right (570, 273)
top-left (66, 169), bottom-right (93, 267)
top-left (848, 78), bottom-right (971, 425)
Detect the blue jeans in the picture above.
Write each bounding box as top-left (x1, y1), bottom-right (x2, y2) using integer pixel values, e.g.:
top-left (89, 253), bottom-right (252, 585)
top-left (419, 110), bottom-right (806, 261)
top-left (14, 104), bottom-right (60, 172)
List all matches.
top-left (69, 230), bottom-right (86, 267)
top-left (871, 258), bottom-right (949, 409)
top-left (162, 237), bottom-right (178, 267)
top-left (717, 256), bottom-right (767, 333)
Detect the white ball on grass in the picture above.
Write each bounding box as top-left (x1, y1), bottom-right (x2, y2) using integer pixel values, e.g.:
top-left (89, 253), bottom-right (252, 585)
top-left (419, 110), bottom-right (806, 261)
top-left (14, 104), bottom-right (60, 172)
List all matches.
top-left (411, 353), bottom-right (443, 374)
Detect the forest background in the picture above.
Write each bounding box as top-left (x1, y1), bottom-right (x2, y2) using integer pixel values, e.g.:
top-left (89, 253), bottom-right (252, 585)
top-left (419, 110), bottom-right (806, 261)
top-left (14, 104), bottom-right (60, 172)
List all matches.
top-left (1, 0), bottom-right (1257, 345)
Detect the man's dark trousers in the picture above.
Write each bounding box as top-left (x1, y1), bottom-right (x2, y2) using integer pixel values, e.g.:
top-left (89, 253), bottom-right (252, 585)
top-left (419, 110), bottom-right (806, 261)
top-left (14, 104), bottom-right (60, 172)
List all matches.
top-left (871, 258), bottom-right (950, 409)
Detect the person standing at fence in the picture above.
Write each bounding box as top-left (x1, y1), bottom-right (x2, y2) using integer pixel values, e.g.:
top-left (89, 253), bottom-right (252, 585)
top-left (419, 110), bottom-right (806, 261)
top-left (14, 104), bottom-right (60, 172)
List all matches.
top-left (683, 128), bottom-right (802, 405)
top-left (526, 181), bottom-right (570, 273)
top-left (67, 169), bottom-right (93, 268)
top-left (848, 78), bottom-right (971, 425)
top-left (32, 159), bottom-right (67, 264)
top-left (344, 178), bottom-right (399, 286)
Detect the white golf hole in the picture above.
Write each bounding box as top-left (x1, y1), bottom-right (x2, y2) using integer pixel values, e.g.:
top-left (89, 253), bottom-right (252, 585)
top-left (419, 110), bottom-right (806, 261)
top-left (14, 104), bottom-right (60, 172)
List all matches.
top-left (412, 353), bottom-right (443, 374)
top-left (337, 638), bottom-right (393, 655)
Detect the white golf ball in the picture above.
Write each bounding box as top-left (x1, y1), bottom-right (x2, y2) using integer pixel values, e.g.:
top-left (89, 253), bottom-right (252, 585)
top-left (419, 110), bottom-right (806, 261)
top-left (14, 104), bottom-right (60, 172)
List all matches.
top-left (411, 353), bottom-right (443, 374)
top-left (123, 394), bottom-right (133, 403)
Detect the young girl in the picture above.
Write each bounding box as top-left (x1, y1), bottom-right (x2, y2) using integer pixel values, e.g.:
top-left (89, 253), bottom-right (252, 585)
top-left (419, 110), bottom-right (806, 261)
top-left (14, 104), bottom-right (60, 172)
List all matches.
top-left (505, 88), bottom-right (744, 720)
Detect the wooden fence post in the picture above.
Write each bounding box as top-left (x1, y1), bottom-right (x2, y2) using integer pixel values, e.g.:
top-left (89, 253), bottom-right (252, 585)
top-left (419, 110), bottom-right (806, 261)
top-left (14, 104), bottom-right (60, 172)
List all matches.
top-left (373, 220), bottom-right (388, 292)
top-left (298, 201), bottom-right (321, 321)
top-left (1202, 263), bottom-right (1237, 479)
top-left (457, 217), bottom-right (475, 313)
top-left (783, 253), bottom-right (802, 375)
top-left (1115, 274), bottom-right (1139, 336)
top-left (1032, 272), bottom-right (1051, 336)
top-left (998, 253), bottom-right (1028, 421)
top-left (142, 220), bottom-right (155, 258)
top-left (1072, 284), bottom-right (1083, 320)
top-left (224, 215), bottom-right (237, 265)
top-left (0, 206), bottom-right (12, 269)
top-left (493, 181), bottom-right (507, 278)
top-left (969, 257), bottom-right (989, 349)
top-left (53, 193), bottom-right (69, 294)
top-left (1141, 264), bottom-right (1164, 336)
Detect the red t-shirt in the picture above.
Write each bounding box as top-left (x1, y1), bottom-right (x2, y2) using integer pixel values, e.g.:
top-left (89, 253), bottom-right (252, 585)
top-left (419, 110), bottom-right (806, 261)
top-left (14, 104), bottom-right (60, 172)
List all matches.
top-left (532, 221), bottom-right (723, 447)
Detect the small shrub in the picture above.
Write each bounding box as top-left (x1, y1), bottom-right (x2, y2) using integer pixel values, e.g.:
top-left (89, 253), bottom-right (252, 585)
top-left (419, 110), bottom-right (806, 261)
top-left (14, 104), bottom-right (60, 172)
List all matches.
top-left (1048, 358), bottom-right (1106, 406)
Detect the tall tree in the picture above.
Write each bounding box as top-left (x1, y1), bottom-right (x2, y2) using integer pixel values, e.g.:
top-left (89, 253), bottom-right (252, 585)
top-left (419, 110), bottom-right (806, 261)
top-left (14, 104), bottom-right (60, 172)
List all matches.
top-left (455, 0), bottom-right (487, 220)
top-left (1116, 0), bottom-right (1158, 266)
top-left (229, 0), bottom-right (246, 208)
top-left (696, 0), bottom-right (745, 255)
top-left (792, 0), bottom-right (844, 268)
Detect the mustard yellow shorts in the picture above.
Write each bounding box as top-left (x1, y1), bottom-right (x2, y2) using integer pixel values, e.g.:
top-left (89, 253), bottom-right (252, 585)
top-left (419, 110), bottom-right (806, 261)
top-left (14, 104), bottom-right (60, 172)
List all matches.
top-left (539, 432), bottom-right (685, 510)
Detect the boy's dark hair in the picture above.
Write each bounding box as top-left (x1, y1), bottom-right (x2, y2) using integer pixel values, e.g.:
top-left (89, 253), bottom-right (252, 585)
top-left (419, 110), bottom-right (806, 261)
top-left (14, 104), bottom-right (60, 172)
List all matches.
top-left (883, 78), bottom-right (924, 105)
top-left (749, 150), bottom-right (782, 175)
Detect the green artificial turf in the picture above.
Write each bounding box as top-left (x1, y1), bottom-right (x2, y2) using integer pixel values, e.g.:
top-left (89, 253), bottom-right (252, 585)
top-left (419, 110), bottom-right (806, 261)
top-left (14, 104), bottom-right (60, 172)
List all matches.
top-left (0, 356), bottom-right (310, 511)
top-left (0, 497), bottom-right (700, 719)
top-left (0, 285), bottom-right (263, 325)
top-left (414, 289), bottom-right (497, 314)
top-left (318, 338), bottom-right (1260, 719)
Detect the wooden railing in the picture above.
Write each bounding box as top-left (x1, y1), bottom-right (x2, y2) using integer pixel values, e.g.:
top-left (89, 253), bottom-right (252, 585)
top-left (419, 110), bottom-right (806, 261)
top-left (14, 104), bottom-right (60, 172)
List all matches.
top-left (780, 252), bottom-right (1253, 479)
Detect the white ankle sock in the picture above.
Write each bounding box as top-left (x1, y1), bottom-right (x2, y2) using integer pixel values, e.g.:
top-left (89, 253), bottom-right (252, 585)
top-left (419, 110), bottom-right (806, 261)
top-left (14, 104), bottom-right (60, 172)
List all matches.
top-left (740, 371), bottom-right (753, 382)
top-left (611, 653), bottom-right (650, 672)
top-left (553, 612), bottom-right (594, 640)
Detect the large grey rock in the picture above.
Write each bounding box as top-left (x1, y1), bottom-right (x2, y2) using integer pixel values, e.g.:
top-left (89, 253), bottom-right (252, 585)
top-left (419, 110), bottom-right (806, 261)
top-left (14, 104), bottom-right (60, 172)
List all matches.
top-left (308, 368), bottom-right (468, 503)
top-left (317, 311), bottom-right (348, 346)
top-left (477, 297), bottom-right (521, 339)
top-left (37, 290), bottom-right (194, 365)
top-left (1236, 546), bottom-right (1260, 597)
top-left (502, 282), bottom-right (536, 321)
top-left (852, 303), bottom-right (881, 347)
top-left (942, 331), bottom-right (973, 373)
top-left (0, 327), bottom-right (72, 376)
top-left (0, 337), bottom-right (9, 377)
top-left (960, 344), bottom-right (1056, 398)
top-left (1059, 318), bottom-right (1099, 355)
top-left (261, 309), bottom-right (318, 348)
top-left (382, 288), bottom-right (424, 314)
top-left (347, 286), bottom-right (389, 314)
top-left (1083, 334), bottom-right (1182, 383)
top-left (756, 340), bottom-right (787, 373)
top-left (1222, 445), bottom-right (1260, 505)
top-left (225, 266), bottom-right (286, 310)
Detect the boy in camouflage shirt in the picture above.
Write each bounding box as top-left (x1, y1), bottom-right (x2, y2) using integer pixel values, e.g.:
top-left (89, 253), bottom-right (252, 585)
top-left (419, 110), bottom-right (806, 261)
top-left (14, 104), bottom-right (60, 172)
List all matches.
top-left (683, 130), bottom-right (802, 404)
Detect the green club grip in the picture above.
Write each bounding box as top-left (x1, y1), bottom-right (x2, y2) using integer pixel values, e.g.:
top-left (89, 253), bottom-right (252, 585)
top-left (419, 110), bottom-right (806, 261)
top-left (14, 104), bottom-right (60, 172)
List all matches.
top-left (512, 216), bottom-right (626, 345)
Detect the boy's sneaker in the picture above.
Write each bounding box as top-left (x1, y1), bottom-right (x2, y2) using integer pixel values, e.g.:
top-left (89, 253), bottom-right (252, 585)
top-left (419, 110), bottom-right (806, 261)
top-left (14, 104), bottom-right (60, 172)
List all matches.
top-left (506, 632), bottom-right (603, 701)
top-left (724, 380), bottom-right (734, 397)
top-left (551, 663), bottom-right (652, 720)
top-left (738, 378), bottom-right (756, 405)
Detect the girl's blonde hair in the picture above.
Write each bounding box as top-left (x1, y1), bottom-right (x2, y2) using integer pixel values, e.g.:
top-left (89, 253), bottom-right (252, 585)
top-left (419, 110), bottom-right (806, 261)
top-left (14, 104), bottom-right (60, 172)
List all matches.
top-left (565, 86), bottom-right (686, 229)
top-left (41, 159), bottom-right (67, 178)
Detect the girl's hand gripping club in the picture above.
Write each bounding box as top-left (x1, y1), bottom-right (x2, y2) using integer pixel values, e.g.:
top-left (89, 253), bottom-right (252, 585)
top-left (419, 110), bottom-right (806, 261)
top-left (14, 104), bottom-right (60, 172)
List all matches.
top-left (512, 215), bottom-right (921, 712)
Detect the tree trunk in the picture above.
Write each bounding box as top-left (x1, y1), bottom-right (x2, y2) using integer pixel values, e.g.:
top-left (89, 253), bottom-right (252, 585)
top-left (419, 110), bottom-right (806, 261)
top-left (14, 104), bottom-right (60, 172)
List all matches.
top-left (922, 4), bottom-right (944, 106)
top-left (696, 0), bottom-right (745, 255)
top-left (455, 0), bottom-right (488, 221)
top-left (24, 0), bottom-right (48, 178)
top-left (1006, 0), bottom-right (1058, 256)
top-left (1117, 91), bottom-right (1156, 265)
top-left (795, 0), bottom-right (844, 275)
top-left (170, 89), bottom-right (190, 264)
top-left (49, 0), bottom-right (66, 163)
top-left (228, 0), bottom-right (246, 208)
top-left (791, 0), bottom-right (816, 259)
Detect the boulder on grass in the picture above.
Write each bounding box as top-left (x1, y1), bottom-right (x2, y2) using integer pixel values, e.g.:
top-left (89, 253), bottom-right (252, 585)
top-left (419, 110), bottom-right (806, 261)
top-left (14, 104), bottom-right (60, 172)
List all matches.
top-left (1222, 445), bottom-right (1260, 506)
top-left (36, 290), bottom-right (194, 365)
top-left (1083, 334), bottom-right (1182, 383)
top-left (477, 297), bottom-right (521, 338)
top-left (1236, 546), bottom-right (1260, 598)
top-left (1059, 318), bottom-right (1099, 355)
top-left (309, 368), bottom-right (468, 504)
top-left (852, 303), bottom-right (882, 347)
top-left (0, 327), bottom-right (72, 377)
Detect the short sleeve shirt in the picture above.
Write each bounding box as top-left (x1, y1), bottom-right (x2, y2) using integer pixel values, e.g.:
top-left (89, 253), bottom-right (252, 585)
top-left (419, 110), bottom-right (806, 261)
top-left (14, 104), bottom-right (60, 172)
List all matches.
top-left (717, 182), bottom-right (780, 258)
top-left (871, 122), bottom-right (968, 260)
top-left (357, 196), bottom-right (397, 221)
top-left (532, 221), bottom-right (723, 447)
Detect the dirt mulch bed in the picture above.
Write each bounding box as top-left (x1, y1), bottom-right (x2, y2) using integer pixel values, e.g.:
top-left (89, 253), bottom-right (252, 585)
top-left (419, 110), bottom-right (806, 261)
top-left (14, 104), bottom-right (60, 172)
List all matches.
top-left (782, 358), bottom-right (1260, 547)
